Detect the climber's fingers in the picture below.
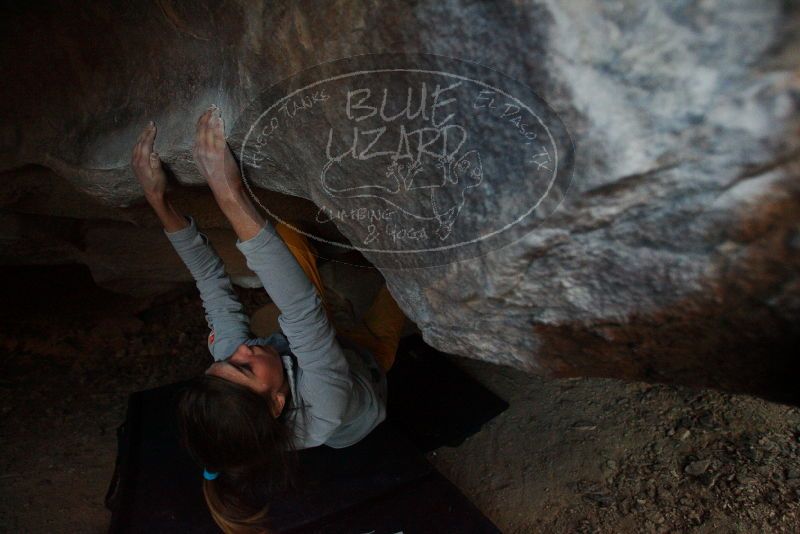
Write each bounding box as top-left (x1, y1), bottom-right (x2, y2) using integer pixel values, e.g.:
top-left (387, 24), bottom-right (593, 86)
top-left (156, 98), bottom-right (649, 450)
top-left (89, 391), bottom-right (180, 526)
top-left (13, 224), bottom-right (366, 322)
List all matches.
top-left (143, 121), bottom-right (157, 154)
top-left (211, 111), bottom-right (226, 151)
top-left (205, 108), bottom-right (219, 150)
top-left (196, 106), bottom-right (214, 135)
top-left (195, 109), bottom-right (207, 133)
top-left (192, 106), bottom-right (232, 184)
top-left (132, 123), bottom-right (154, 169)
top-left (132, 126), bottom-right (146, 162)
top-left (193, 112), bottom-right (208, 163)
top-left (133, 122), bottom-right (156, 157)
top-left (149, 151), bottom-right (162, 171)
top-left (193, 107), bottom-right (217, 159)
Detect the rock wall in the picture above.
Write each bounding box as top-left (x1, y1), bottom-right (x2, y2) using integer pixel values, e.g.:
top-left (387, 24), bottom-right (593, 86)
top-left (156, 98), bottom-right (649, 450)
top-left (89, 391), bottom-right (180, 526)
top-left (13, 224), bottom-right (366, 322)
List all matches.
top-left (1, 1), bottom-right (799, 403)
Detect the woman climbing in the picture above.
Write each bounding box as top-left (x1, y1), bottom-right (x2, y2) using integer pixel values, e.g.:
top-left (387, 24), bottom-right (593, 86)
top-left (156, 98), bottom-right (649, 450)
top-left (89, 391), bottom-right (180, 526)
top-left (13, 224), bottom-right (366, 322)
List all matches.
top-left (129, 105), bottom-right (407, 533)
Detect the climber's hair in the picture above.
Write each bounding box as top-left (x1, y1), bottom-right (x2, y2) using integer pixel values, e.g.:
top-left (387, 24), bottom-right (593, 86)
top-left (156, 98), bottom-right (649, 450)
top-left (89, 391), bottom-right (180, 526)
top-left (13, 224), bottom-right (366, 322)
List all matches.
top-left (177, 374), bottom-right (298, 534)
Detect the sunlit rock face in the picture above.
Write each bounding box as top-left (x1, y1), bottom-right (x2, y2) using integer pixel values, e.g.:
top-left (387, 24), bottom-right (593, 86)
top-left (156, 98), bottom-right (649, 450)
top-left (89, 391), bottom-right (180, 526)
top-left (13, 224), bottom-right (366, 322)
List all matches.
top-left (1, 1), bottom-right (798, 403)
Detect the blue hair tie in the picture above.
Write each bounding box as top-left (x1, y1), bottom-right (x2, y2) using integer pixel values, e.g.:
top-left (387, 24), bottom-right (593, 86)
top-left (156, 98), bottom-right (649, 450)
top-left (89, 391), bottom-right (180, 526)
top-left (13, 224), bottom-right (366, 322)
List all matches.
top-left (203, 469), bottom-right (219, 481)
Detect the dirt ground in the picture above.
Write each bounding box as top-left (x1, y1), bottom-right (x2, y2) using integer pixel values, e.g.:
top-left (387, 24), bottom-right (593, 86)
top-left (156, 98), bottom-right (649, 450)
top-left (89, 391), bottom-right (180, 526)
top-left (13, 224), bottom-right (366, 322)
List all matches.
top-left (0, 264), bottom-right (798, 533)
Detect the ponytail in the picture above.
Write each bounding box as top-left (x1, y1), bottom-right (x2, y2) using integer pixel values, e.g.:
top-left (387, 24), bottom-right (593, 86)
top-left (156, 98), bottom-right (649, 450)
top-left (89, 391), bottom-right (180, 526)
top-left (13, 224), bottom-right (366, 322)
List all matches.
top-left (203, 478), bottom-right (270, 534)
top-left (177, 375), bottom-right (298, 533)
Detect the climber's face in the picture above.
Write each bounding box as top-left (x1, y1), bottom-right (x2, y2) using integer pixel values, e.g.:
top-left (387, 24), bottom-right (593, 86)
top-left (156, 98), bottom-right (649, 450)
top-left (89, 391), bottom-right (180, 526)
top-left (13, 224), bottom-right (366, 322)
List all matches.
top-left (205, 343), bottom-right (288, 416)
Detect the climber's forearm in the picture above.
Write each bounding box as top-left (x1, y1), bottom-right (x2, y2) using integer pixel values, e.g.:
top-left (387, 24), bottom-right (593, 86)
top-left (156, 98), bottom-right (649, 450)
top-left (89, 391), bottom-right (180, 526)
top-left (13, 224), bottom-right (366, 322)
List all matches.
top-left (213, 187), bottom-right (266, 243)
top-left (146, 193), bottom-right (190, 233)
top-left (163, 214), bottom-right (251, 361)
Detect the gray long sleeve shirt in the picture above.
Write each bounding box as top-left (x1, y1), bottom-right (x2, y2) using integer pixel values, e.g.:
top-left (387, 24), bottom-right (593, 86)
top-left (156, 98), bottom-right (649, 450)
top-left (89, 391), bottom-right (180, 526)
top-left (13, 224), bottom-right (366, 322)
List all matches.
top-left (164, 216), bottom-right (387, 450)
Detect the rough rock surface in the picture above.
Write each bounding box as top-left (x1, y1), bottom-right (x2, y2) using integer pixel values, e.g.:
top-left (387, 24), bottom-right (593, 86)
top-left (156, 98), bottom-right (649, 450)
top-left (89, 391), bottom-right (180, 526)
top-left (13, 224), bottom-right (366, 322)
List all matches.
top-left (1, 1), bottom-right (799, 403)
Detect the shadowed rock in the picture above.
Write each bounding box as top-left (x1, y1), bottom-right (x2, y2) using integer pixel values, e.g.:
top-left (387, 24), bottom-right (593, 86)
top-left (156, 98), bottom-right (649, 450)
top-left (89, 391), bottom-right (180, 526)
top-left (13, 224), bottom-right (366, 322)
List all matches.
top-left (0, 1), bottom-right (798, 404)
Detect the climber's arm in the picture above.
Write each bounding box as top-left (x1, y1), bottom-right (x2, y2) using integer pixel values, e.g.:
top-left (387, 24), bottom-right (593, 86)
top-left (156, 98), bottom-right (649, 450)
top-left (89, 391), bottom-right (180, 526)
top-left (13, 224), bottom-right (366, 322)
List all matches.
top-left (212, 173), bottom-right (352, 374)
top-left (197, 107), bottom-right (350, 372)
top-left (131, 121), bottom-right (188, 233)
top-left (163, 214), bottom-right (251, 361)
top-left (234, 216), bottom-right (352, 441)
top-left (194, 106), bottom-right (352, 440)
top-left (193, 108), bottom-right (265, 242)
top-left (145, 193), bottom-right (189, 233)
top-left (131, 119), bottom-right (249, 361)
